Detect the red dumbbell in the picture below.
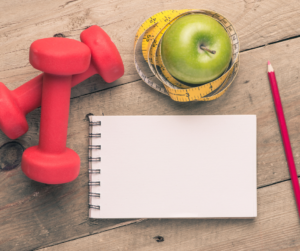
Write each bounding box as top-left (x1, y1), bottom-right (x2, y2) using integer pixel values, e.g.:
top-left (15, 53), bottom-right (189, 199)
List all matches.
top-left (21, 38), bottom-right (91, 184)
top-left (0, 25), bottom-right (124, 139)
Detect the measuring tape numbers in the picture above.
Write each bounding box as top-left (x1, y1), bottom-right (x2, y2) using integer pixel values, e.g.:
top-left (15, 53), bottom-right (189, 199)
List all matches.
top-left (134, 9), bottom-right (240, 102)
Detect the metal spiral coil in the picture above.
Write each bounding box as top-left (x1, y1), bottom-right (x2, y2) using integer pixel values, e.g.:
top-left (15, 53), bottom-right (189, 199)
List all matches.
top-left (89, 119), bottom-right (101, 211)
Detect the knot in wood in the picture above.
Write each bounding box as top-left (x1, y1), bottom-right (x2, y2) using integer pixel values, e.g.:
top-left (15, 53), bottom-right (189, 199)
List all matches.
top-left (53, 33), bottom-right (66, 38)
top-left (0, 141), bottom-right (24, 171)
top-left (153, 236), bottom-right (164, 242)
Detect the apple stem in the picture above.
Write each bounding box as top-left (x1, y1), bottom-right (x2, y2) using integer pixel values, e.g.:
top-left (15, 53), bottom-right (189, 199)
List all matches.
top-left (200, 46), bottom-right (216, 54)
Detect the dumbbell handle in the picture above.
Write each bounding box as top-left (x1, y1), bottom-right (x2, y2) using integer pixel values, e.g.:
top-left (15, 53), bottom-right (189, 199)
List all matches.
top-left (39, 74), bottom-right (72, 153)
top-left (12, 63), bottom-right (97, 115)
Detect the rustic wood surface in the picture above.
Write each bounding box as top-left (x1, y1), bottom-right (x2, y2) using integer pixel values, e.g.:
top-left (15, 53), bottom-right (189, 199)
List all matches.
top-left (1, 0), bottom-right (300, 250)
top-left (39, 179), bottom-right (300, 251)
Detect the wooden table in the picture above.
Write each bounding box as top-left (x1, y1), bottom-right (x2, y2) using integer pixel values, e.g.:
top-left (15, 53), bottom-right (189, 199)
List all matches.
top-left (1, 0), bottom-right (300, 250)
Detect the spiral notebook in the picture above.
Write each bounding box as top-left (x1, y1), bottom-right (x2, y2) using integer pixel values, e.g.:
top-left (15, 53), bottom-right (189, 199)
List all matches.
top-left (88, 115), bottom-right (257, 218)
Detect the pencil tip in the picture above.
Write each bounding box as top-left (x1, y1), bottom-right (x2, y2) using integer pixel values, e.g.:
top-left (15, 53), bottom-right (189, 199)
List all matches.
top-left (268, 61), bottom-right (274, 72)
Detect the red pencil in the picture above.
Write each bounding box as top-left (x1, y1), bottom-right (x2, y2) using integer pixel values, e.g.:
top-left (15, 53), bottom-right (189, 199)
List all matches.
top-left (268, 61), bottom-right (300, 217)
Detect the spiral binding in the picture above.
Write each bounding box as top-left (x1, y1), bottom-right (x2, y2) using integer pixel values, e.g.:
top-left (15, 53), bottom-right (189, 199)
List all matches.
top-left (89, 181), bottom-right (100, 186)
top-left (89, 205), bottom-right (100, 210)
top-left (89, 121), bottom-right (101, 126)
top-left (89, 133), bottom-right (101, 137)
top-left (89, 192), bottom-right (101, 197)
top-left (89, 145), bottom-right (101, 150)
top-left (88, 118), bottom-right (101, 211)
top-left (89, 169), bottom-right (101, 174)
top-left (89, 157), bottom-right (101, 162)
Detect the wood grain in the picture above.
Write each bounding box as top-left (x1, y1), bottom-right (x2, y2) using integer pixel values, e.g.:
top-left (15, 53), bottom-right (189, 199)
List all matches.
top-left (0, 35), bottom-right (299, 250)
top-left (1, 0), bottom-right (300, 250)
top-left (68, 34), bottom-right (300, 189)
top-left (1, 0), bottom-right (300, 97)
top-left (39, 179), bottom-right (300, 251)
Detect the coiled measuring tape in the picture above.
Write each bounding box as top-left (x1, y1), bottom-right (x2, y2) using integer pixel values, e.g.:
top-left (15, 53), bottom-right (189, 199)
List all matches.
top-left (134, 9), bottom-right (240, 102)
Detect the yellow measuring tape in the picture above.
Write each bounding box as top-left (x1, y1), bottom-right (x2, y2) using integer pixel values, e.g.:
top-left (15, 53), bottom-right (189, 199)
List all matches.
top-left (134, 9), bottom-right (240, 102)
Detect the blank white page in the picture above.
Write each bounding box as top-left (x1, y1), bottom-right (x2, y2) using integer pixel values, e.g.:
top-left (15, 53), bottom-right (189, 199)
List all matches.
top-left (89, 115), bottom-right (256, 218)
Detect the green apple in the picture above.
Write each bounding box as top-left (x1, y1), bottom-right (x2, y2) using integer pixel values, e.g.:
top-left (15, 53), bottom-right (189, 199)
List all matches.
top-left (161, 14), bottom-right (232, 85)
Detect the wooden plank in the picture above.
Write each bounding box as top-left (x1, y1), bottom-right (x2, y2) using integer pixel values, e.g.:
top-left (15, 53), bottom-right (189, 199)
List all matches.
top-left (38, 179), bottom-right (300, 251)
top-left (1, 0), bottom-right (300, 97)
top-left (0, 35), bottom-right (300, 250)
top-left (67, 35), bottom-right (300, 189)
